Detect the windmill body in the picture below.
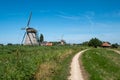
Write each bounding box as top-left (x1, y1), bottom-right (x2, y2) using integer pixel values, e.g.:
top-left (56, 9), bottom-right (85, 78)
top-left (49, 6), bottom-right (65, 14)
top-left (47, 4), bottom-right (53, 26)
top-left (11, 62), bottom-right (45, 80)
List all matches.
top-left (24, 28), bottom-right (38, 45)
top-left (21, 12), bottom-right (39, 45)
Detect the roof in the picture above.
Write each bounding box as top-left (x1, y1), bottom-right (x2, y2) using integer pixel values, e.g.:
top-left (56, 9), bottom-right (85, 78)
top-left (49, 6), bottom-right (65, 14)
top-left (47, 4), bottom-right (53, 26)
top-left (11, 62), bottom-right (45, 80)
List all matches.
top-left (102, 42), bottom-right (111, 47)
top-left (26, 28), bottom-right (37, 33)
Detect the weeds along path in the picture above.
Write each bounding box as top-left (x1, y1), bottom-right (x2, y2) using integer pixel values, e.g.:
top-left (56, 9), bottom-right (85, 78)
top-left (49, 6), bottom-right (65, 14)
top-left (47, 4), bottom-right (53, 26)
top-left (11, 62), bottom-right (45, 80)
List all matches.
top-left (68, 49), bottom-right (89, 80)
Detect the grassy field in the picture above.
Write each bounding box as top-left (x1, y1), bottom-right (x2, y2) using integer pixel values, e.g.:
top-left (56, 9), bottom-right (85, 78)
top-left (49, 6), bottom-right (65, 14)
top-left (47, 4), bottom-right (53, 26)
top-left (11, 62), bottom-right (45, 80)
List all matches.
top-left (0, 45), bottom-right (86, 80)
top-left (81, 48), bottom-right (120, 80)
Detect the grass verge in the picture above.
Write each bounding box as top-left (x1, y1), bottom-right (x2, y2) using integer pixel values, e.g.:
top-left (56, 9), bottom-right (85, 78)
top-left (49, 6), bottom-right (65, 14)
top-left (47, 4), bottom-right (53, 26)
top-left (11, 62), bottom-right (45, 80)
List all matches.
top-left (81, 48), bottom-right (120, 80)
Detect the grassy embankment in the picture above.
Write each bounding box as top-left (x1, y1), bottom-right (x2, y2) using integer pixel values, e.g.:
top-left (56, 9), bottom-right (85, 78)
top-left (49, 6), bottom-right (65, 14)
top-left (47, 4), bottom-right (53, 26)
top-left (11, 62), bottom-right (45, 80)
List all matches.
top-left (0, 45), bottom-right (86, 80)
top-left (81, 48), bottom-right (120, 80)
top-left (117, 47), bottom-right (120, 51)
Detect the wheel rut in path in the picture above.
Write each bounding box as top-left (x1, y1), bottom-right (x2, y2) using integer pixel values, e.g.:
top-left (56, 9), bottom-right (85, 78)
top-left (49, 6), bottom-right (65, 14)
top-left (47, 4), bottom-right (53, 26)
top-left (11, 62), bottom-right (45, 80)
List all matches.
top-left (68, 49), bottom-right (89, 80)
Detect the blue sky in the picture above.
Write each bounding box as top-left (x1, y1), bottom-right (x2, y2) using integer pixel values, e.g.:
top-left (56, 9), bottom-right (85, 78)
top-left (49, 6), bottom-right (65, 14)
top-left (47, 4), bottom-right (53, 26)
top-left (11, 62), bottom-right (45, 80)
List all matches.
top-left (0, 0), bottom-right (120, 44)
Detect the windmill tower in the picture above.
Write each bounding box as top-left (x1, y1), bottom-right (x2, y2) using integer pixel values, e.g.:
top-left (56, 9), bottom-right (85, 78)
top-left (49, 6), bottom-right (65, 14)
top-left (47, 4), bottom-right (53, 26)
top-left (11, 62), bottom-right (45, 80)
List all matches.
top-left (60, 35), bottom-right (65, 45)
top-left (21, 12), bottom-right (39, 45)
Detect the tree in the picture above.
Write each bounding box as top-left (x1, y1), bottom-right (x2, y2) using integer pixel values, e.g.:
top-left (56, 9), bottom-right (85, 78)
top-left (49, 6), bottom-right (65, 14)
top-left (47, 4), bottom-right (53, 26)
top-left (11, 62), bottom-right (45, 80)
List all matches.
top-left (88, 38), bottom-right (102, 48)
top-left (40, 34), bottom-right (44, 43)
top-left (7, 43), bottom-right (13, 46)
top-left (0, 44), bottom-right (3, 46)
top-left (81, 41), bottom-right (89, 46)
top-left (112, 43), bottom-right (119, 48)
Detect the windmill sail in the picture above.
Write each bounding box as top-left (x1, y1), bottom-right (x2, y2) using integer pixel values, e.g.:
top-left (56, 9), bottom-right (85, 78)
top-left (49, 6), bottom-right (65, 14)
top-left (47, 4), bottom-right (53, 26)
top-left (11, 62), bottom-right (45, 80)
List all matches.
top-left (27, 12), bottom-right (32, 27)
top-left (21, 32), bottom-right (26, 44)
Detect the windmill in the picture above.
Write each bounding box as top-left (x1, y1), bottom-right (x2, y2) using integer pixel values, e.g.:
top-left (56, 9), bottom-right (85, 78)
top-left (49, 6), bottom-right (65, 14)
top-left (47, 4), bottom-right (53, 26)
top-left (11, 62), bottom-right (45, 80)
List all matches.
top-left (60, 34), bottom-right (65, 45)
top-left (21, 12), bottom-right (39, 45)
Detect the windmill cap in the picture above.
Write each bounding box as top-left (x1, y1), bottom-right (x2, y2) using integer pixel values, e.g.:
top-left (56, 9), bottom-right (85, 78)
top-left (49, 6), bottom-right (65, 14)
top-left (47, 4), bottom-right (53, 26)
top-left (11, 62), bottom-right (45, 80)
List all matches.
top-left (26, 28), bottom-right (37, 33)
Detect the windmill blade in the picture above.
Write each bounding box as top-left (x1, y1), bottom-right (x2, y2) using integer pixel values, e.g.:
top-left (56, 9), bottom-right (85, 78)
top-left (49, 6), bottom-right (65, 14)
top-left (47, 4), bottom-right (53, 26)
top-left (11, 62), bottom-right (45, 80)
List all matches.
top-left (21, 28), bottom-right (26, 30)
top-left (27, 12), bottom-right (32, 27)
top-left (21, 32), bottom-right (26, 45)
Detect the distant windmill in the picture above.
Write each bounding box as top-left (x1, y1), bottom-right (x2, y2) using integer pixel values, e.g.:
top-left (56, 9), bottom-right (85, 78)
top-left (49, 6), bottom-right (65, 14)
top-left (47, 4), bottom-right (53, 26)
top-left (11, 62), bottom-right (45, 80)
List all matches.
top-left (21, 12), bottom-right (39, 45)
top-left (60, 34), bottom-right (65, 45)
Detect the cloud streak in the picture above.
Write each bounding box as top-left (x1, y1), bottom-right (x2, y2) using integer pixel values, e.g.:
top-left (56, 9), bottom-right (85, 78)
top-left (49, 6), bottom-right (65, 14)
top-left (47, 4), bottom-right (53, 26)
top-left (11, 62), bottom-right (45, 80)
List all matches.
top-left (56, 11), bottom-right (81, 20)
top-left (85, 15), bottom-right (94, 26)
top-left (57, 15), bottom-right (80, 20)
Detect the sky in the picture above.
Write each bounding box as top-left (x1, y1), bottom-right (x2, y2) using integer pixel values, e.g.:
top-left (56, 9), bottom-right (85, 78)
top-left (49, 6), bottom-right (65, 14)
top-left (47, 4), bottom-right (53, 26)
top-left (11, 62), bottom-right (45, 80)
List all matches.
top-left (0, 0), bottom-right (120, 44)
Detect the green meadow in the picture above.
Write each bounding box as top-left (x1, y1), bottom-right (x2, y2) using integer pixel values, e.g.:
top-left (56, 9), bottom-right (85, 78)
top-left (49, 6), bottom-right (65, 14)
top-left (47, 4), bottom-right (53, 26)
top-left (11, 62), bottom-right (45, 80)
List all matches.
top-left (1, 45), bottom-right (120, 80)
top-left (0, 45), bottom-right (86, 80)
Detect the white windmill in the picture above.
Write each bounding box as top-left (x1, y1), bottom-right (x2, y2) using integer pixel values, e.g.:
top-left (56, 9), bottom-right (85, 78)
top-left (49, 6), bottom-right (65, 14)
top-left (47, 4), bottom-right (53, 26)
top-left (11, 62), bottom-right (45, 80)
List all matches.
top-left (60, 35), bottom-right (65, 45)
top-left (21, 12), bottom-right (39, 45)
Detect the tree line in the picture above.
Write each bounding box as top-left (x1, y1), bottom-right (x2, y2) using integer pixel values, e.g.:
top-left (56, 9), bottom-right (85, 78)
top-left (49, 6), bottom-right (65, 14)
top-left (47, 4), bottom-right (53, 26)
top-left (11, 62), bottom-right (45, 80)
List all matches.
top-left (81, 38), bottom-right (119, 48)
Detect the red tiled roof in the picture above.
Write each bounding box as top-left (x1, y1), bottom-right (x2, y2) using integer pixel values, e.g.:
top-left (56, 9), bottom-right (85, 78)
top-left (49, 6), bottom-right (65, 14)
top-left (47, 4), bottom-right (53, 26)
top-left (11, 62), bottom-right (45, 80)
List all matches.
top-left (102, 42), bottom-right (111, 47)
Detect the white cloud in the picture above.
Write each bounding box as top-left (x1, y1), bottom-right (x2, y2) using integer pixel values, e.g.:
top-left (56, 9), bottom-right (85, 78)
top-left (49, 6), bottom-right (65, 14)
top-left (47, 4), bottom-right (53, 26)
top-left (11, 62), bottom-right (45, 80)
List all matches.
top-left (56, 10), bottom-right (81, 20)
top-left (85, 11), bottom-right (95, 17)
top-left (85, 15), bottom-right (94, 26)
top-left (57, 11), bottom-right (67, 15)
top-left (83, 11), bottom-right (96, 26)
top-left (99, 10), bottom-right (120, 18)
top-left (57, 15), bottom-right (80, 20)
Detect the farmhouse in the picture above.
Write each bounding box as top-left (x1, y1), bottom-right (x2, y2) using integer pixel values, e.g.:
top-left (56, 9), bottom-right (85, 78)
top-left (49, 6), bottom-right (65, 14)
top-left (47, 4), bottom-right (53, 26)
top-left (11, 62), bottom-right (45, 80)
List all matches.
top-left (102, 42), bottom-right (111, 48)
top-left (41, 41), bottom-right (53, 46)
top-left (46, 42), bottom-right (53, 46)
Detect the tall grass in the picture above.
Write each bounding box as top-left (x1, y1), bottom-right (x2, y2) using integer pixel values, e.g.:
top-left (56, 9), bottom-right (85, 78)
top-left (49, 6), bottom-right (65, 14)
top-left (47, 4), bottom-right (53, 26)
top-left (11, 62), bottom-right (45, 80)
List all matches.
top-left (0, 45), bottom-right (85, 80)
top-left (81, 48), bottom-right (120, 80)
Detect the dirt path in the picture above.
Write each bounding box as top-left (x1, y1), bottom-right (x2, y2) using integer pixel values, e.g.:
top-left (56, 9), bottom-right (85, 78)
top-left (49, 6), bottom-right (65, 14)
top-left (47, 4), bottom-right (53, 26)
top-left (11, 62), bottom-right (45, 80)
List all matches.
top-left (108, 49), bottom-right (120, 54)
top-left (68, 49), bottom-right (89, 80)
